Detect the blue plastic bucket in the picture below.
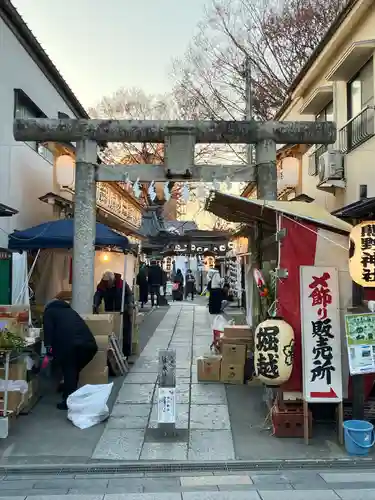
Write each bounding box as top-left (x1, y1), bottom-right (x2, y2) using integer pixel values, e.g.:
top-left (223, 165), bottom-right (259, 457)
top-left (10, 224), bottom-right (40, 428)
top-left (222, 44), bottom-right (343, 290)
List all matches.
top-left (343, 420), bottom-right (375, 456)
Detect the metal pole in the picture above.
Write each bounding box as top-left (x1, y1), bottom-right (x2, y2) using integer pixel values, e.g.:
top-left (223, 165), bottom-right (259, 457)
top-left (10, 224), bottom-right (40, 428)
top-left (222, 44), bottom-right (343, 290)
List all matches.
top-left (72, 140), bottom-right (97, 314)
top-left (245, 57), bottom-right (255, 182)
top-left (256, 139), bottom-right (277, 200)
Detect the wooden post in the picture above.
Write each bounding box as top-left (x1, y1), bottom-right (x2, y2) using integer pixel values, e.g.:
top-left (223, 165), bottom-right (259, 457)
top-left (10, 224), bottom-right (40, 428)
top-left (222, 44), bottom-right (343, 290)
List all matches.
top-left (157, 349), bottom-right (176, 436)
top-left (303, 399), bottom-right (309, 445)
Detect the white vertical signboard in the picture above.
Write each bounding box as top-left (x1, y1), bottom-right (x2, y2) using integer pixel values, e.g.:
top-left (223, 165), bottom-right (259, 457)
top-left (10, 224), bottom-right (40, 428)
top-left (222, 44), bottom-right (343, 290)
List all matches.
top-left (300, 266), bottom-right (343, 403)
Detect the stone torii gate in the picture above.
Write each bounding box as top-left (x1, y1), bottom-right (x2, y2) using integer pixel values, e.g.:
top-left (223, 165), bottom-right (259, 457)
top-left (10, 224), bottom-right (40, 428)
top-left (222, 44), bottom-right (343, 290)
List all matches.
top-left (14, 118), bottom-right (336, 314)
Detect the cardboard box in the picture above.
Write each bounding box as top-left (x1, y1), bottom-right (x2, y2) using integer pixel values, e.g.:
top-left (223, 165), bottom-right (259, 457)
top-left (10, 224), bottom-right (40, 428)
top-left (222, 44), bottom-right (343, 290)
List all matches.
top-left (79, 367), bottom-right (108, 386)
top-left (81, 314), bottom-right (114, 337)
top-left (220, 362), bottom-right (244, 384)
top-left (221, 344), bottom-right (246, 365)
top-left (223, 325), bottom-right (252, 339)
top-left (84, 350), bottom-right (107, 371)
top-left (197, 355), bottom-right (222, 382)
top-left (95, 334), bottom-right (109, 352)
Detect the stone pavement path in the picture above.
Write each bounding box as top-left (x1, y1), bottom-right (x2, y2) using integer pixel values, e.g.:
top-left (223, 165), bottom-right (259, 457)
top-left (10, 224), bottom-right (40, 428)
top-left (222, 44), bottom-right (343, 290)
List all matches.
top-left (92, 303), bottom-right (235, 461)
top-left (1, 469), bottom-right (375, 498)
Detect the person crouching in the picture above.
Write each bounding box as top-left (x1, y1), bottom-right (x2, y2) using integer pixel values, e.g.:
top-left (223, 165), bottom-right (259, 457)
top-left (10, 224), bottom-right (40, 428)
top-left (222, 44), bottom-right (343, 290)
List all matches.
top-left (43, 299), bottom-right (98, 410)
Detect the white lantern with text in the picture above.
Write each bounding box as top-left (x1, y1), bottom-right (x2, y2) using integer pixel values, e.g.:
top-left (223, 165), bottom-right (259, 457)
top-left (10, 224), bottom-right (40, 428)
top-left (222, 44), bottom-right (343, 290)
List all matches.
top-left (254, 317), bottom-right (295, 386)
top-left (56, 154), bottom-right (75, 187)
top-left (349, 221), bottom-right (375, 287)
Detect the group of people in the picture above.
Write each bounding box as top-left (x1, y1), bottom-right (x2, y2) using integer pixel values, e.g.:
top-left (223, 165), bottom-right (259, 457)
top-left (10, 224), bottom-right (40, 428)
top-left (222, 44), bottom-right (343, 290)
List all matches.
top-left (136, 261), bottom-right (197, 306)
top-left (43, 269), bottom-right (133, 411)
top-left (136, 260), bottom-right (167, 308)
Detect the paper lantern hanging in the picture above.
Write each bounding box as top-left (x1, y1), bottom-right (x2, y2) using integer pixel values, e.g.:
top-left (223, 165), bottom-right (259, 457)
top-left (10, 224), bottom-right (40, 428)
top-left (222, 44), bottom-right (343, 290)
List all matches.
top-left (254, 317), bottom-right (295, 386)
top-left (349, 221), bottom-right (375, 287)
top-left (56, 154), bottom-right (75, 187)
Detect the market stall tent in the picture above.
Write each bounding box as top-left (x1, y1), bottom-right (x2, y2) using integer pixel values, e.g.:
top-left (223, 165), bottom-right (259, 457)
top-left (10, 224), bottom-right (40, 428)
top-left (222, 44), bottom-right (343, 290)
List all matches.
top-left (8, 219), bottom-right (129, 250)
top-left (8, 219), bottom-right (130, 304)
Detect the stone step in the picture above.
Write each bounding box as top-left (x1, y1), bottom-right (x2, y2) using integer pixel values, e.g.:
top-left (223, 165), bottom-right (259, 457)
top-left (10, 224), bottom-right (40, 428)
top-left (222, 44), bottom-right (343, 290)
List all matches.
top-left (0, 471), bottom-right (374, 499)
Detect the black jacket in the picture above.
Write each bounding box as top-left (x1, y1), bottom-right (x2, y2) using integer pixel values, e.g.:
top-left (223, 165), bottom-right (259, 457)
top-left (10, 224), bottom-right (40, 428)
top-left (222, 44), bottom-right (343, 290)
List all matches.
top-left (148, 264), bottom-right (163, 286)
top-left (43, 300), bottom-right (97, 360)
top-left (93, 280), bottom-right (133, 313)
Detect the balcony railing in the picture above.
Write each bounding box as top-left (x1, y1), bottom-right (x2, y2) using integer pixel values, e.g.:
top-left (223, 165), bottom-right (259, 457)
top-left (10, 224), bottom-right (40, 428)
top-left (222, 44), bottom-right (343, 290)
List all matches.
top-left (308, 144), bottom-right (328, 176)
top-left (338, 106), bottom-right (374, 154)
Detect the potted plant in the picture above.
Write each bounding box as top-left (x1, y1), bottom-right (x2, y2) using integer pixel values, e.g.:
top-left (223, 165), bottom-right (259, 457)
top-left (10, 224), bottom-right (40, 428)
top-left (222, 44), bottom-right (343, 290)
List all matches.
top-left (0, 327), bottom-right (25, 353)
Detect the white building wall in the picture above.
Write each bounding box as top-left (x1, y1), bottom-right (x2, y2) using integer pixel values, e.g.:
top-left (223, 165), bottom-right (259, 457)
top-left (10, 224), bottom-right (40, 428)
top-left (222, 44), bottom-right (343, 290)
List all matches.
top-left (0, 16), bottom-right (81, 248)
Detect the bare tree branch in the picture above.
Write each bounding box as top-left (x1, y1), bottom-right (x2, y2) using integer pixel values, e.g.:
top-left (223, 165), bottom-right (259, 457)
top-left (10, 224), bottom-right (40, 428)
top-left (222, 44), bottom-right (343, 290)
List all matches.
top-left (172, 0), bottom-right (347, 123)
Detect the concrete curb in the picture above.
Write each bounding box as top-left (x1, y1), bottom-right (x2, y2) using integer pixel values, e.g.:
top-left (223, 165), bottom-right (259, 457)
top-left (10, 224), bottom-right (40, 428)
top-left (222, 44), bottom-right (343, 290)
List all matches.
top-left (0, 457), bottom-right (374, 475)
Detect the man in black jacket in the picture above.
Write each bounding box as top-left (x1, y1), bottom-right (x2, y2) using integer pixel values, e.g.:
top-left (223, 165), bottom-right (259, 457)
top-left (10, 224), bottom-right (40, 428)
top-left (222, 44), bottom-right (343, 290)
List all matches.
top-left (43, 300), bottom-right (98, 410)
top-left (148, 260), bottom-right (163, 307)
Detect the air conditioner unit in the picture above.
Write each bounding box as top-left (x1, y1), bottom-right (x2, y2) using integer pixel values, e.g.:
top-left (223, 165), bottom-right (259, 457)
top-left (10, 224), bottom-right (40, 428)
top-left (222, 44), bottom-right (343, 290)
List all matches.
top-left (318, 151), bottom-right (344, 184)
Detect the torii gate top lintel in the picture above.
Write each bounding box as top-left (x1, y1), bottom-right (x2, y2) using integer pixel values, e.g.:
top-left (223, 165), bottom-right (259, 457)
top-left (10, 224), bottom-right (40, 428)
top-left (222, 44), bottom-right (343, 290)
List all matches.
top-left (13, 118), bottom-right (336, 145)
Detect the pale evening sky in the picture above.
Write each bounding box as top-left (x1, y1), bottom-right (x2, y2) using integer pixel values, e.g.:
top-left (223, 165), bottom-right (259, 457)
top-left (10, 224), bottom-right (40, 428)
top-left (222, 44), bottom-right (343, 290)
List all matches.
top-left (12, 0), bottom-right (209, 109)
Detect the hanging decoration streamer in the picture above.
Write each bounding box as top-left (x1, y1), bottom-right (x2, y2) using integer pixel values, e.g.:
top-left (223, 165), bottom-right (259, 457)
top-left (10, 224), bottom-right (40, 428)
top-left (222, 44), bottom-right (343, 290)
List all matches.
top-left (196, 183), bottom-right (206, 200)
top-left (124, 173), bottom-right (132, 190)
top-left (133, 178), bottom-right (141, 199)
top-left (212, 179), bottom-right (220, 191)
top-left (182, 183), bottom-right (190, 203)
top-left (148, 181), bottom-right (157, 202)
top-left (163, 181), bottom-right (171, 201)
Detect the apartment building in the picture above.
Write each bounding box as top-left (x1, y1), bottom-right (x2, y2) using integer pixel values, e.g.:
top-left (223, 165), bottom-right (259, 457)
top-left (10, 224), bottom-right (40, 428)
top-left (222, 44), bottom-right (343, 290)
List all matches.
top-left (273, 0), bottom-right (375, 214)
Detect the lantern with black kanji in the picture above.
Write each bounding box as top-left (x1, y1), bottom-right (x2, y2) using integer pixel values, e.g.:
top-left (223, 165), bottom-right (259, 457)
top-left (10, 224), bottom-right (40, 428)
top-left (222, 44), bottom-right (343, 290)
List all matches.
top-left (349, 221), bottom-right (375, 287)
top-left (254, 317), bottom-right (295, 386)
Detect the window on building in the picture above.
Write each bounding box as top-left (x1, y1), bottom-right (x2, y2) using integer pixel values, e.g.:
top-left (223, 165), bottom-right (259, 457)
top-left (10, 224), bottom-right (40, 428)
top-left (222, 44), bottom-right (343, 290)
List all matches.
top-left (13, 89), bottom-right (54, 163)
top-left (339, 58), bottom-right (375, 152)
top-left (315, 101), bottom-right (333, 122)
top-left (348, 58), bottom-right (374, 118)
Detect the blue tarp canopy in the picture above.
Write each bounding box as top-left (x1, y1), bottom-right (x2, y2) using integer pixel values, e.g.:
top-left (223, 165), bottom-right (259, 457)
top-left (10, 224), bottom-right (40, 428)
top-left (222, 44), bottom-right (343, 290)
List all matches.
top-left (8, 219), bottom-right (129, 251)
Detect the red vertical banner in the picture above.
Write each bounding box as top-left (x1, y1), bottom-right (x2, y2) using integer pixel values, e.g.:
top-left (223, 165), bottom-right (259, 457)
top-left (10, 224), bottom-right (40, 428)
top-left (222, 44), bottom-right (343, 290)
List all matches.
top-left (277, 216), bottom-right (318, 392)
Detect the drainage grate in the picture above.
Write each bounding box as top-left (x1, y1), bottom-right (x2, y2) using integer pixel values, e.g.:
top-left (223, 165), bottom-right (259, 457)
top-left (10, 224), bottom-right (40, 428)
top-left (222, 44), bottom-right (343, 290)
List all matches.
top-left (1, 457), bottom-right (374, 476)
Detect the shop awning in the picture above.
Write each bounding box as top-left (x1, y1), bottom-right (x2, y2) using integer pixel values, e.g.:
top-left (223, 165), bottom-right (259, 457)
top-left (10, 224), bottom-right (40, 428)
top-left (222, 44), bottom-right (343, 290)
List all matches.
top-left (205, 191), bottom-right (352, 234)
top-left (0, 203), bottom-right (18, 217)
top-left (8, 219), bottom-right (129, 250)
top-left (332, 197), bottom-right (375, 220)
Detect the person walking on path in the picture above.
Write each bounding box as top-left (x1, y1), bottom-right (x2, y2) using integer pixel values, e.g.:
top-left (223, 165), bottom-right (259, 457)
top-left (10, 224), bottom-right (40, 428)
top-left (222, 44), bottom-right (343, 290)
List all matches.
top-left (208, 264), bottom-right (224, 314)
top-left (185, 269), bottom-right (196, 301)
top-left (136, 262), bottom-right (148, 308)
top-left (172, 268), bottom-right (184, 301)
top-left (148, 260), bottom-right (163, 307)
top-left (43, 299), bottom-right (98, 410)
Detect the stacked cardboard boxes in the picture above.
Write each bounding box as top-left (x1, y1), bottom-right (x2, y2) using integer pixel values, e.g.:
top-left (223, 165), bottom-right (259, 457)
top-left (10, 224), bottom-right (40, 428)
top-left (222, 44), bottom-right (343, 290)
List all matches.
top-left (197, 323), bottom-right (256, 385)
top-left (79, 314), bottom-right (113, 385)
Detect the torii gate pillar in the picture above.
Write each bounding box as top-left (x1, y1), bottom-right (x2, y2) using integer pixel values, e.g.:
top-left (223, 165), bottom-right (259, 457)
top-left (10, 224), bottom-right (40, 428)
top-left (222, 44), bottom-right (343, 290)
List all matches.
top-left (13, 118), bottom-right (336, 314)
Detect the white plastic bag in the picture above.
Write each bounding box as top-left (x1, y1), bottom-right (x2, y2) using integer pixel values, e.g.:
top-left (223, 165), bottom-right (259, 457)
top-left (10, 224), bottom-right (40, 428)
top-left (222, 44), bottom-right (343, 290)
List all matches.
top-left (67, 383), bottom-right (113, 430)
top-left (212, 314), bottom-right (229, 335)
